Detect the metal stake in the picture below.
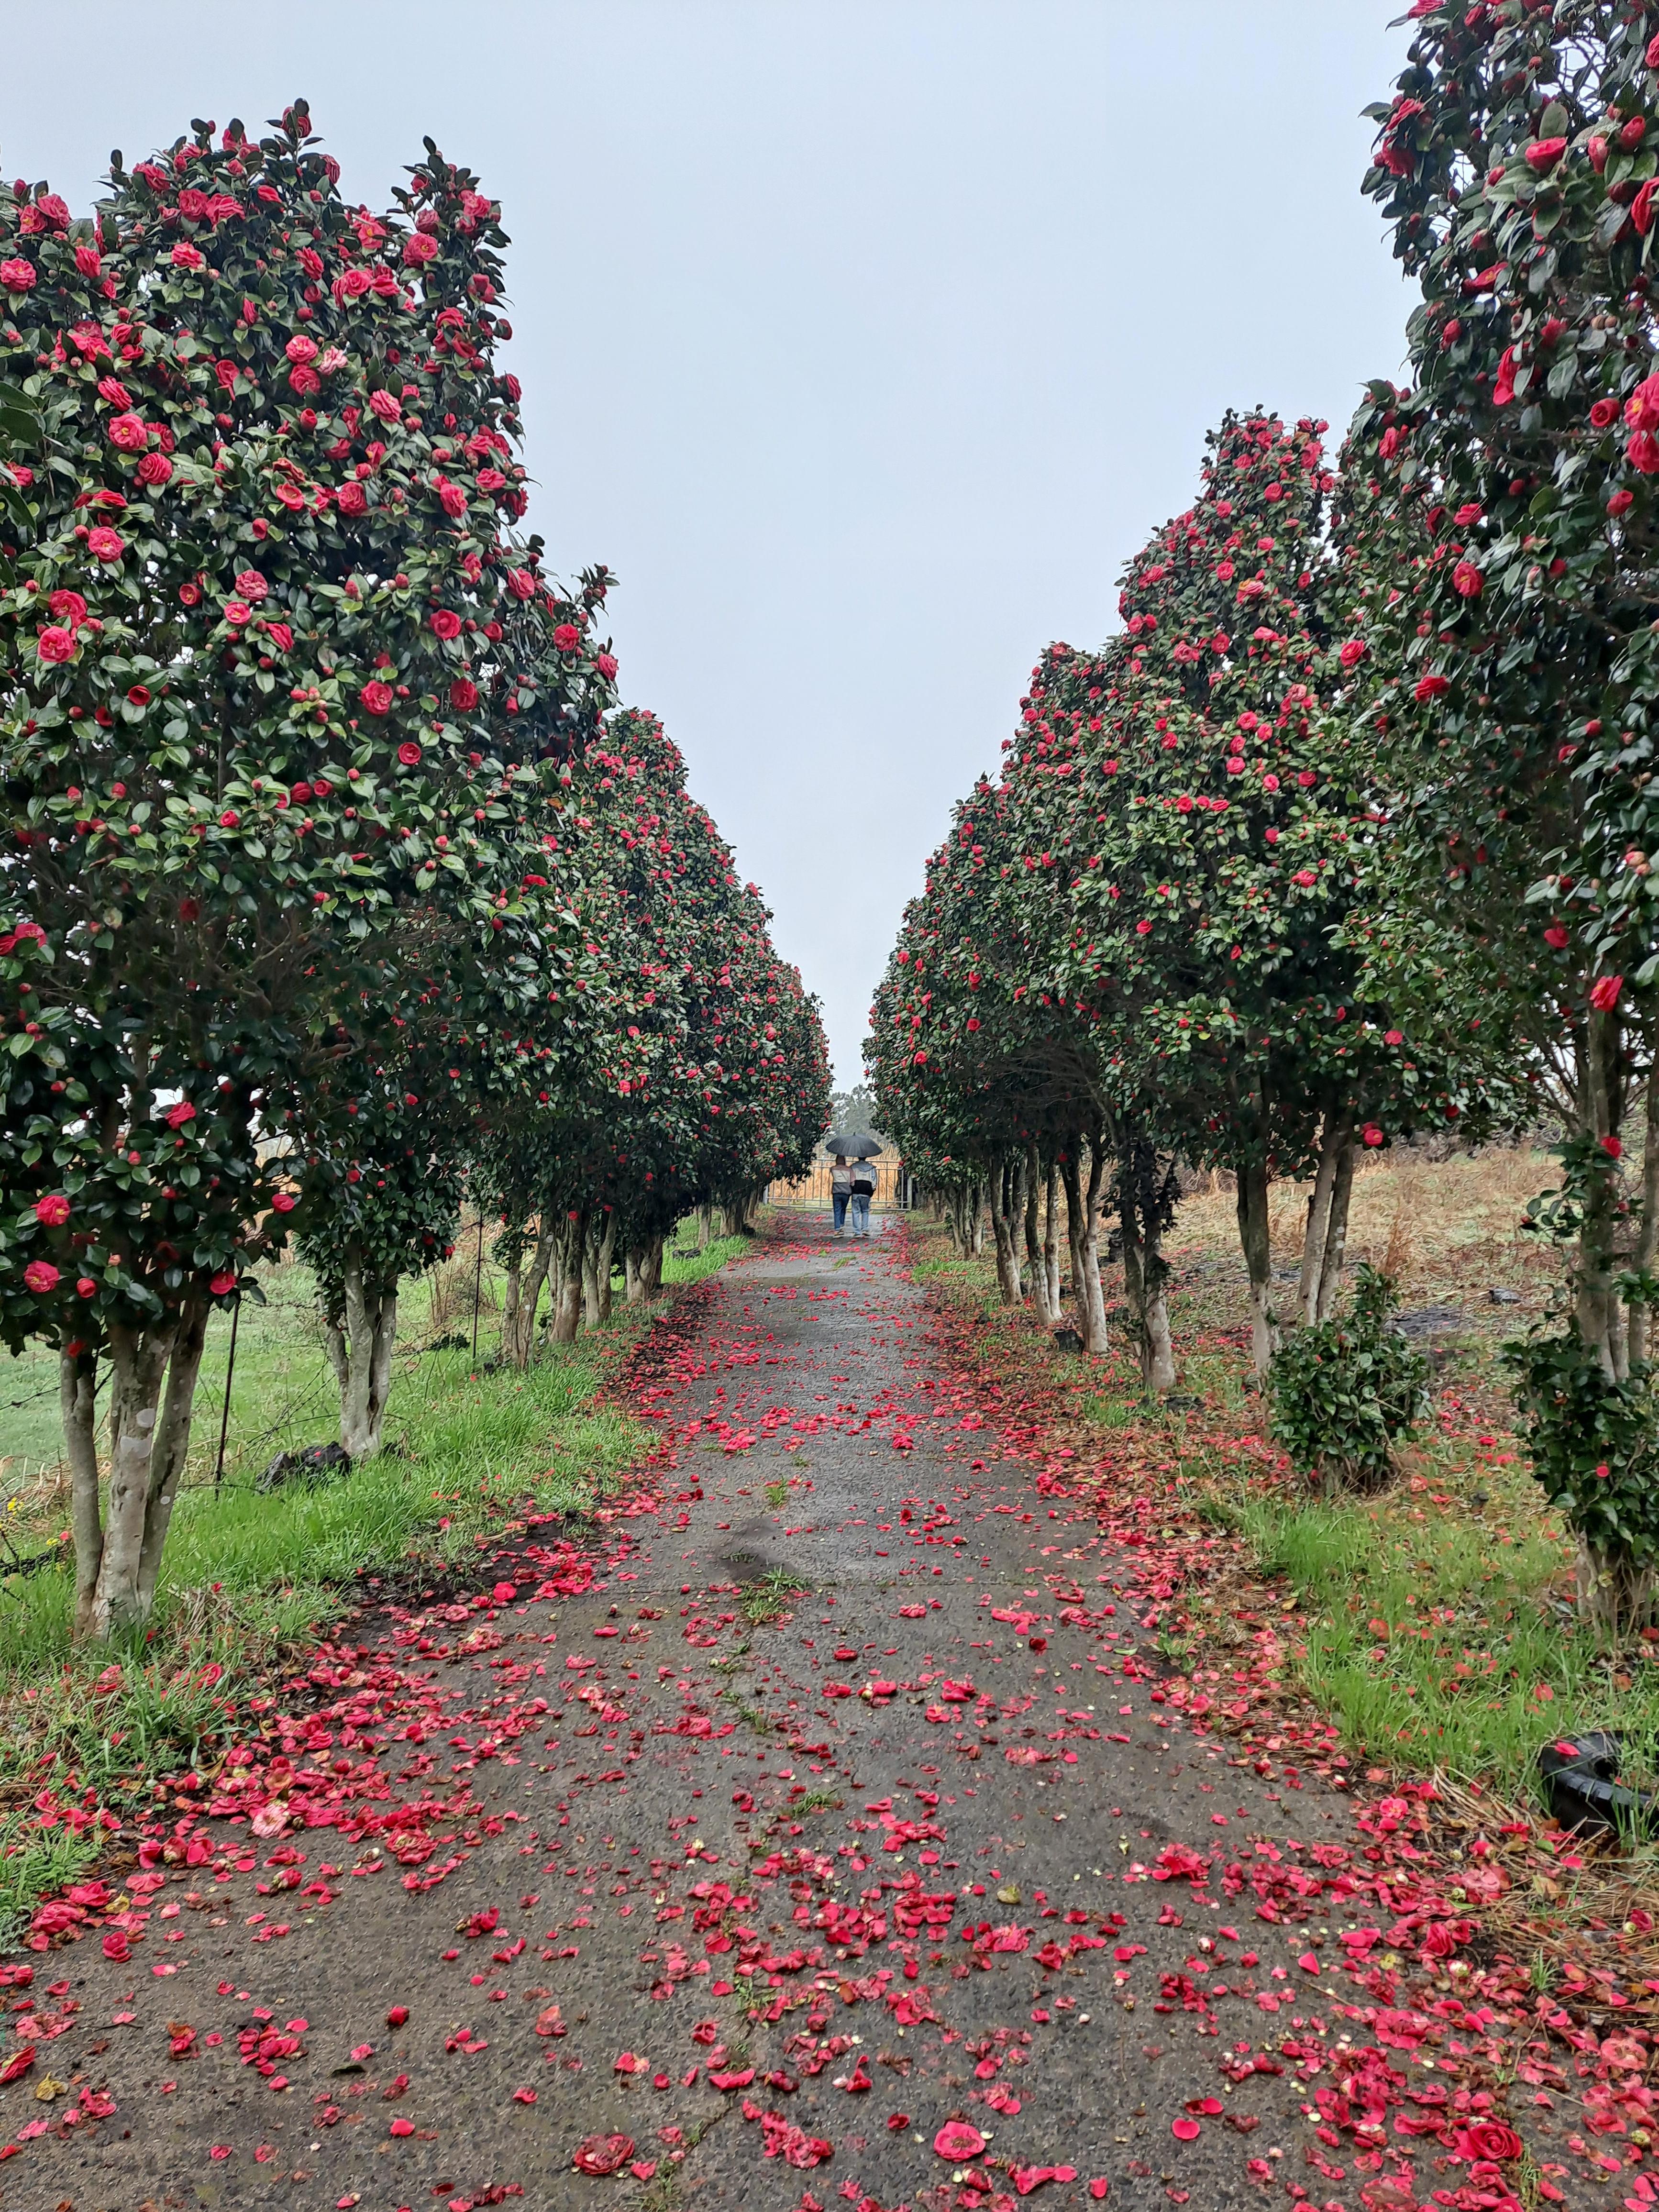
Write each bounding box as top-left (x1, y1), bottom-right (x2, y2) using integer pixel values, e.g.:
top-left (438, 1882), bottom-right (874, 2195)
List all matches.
top-left (470, 1213), bottom-right (485, 1366)
top-left (213, 1290), bottom-right (242, 1489)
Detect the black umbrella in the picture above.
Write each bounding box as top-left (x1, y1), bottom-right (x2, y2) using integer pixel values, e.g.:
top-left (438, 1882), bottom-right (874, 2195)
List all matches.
top-left (825, 1132), bottom-right (882, 1159)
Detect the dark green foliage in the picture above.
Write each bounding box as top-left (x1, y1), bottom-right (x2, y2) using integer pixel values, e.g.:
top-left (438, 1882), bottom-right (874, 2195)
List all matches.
top-left (1269, 1266), bottom-right (1430, 1493)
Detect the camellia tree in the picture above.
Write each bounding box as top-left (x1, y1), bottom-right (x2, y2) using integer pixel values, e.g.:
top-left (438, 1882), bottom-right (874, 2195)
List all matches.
top-left (0, 109), bottom-right (615, 1634)
top-left (1344, 0), bottom-right (1659, 1622)
top-left (475, 700), bottom-right (830, 1365)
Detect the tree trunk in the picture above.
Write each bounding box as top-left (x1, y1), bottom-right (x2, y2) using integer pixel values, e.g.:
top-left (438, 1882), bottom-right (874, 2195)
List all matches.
top-left (969, 1180), bottom-right (985, 1257)
top-left (586, 1211), bottom-right (617, 1327)
top-left (1579, 1008), bottom-right (1629, 1380)
top-left (1298, 1106), bottom-right (1351, 1327)
top-left (1059, 1144), bottom-right (1109, 1353)
top-left (644, 1232), bottom-right (664, 1295)
top-left (86, 1292), bottom-right (209, 1639)
top-left (625, 1244), bottom-right (645, 1304)
top-left (504, 1228), bottom-right (555, 1368)
top-left (1575, 1534), bottom-right (1659, 1636)
top-left (1631, 1069), bottom-right (1659, 1368)
top-left (1043, 1161), bottom-right (1062, 1321)
top-left (987, 1156), bottom-right (1024, 1305)
top-left (1236, 1154), bottom-right (1280, 1378)
top-left (1315, 1134), bottom-right (1357, 1324)
top-left (63, 1349), bottom-right (102, 1642)
top-left (334, 1253), bottom-right (398, 1460)
top-left (696, 1202), bottom-right (713, 1252)
top-left (1023, 1148), bottom-right (1058, 1327)
top-left (552, 1211), bottom-right (587, 1344)
top-left (1120, 1145), bottom-right (1174, 1393)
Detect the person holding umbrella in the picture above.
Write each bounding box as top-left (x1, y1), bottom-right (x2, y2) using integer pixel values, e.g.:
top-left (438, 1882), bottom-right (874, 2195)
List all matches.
top-left (849, 1153), bottom-right (878, 1238)
top-left (830, 1153), bottom-right (853, 1234)
top-left (825, 1130), bottom-right (880, 1236)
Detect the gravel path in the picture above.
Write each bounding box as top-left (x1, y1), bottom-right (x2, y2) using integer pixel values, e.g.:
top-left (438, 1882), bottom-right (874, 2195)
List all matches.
top-left (15, 1211), bottom-right (1360, 2212)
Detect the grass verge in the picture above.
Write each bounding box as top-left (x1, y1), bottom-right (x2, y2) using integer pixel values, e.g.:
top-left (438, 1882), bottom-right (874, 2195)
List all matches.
top-left (0, 1224), bottom-right (747, 1939)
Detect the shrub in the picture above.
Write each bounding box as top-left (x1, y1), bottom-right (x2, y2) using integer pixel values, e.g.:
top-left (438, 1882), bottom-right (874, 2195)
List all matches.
top-left (1268, 1266), bottom-right (1429, 1493)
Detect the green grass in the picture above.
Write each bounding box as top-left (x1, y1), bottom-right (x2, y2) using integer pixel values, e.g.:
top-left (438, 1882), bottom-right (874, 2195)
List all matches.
top-left (1215, 1460), bottom-right (1659, 1796)
top-left (0, 1220), bottom-right (747, 1939)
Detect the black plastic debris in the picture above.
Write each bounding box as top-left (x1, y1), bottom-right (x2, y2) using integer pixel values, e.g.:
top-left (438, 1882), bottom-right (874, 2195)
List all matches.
top-left (1538, 1731), bottom-right (1659, 1838)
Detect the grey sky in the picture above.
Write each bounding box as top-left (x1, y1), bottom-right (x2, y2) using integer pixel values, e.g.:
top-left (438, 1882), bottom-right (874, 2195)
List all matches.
top-left (7, 3), bottom-right (1415, 1085)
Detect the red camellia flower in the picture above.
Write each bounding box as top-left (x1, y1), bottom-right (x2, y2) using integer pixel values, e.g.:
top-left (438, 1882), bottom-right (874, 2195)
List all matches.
top-left (368, 387), bottom-right (401, 422)
top-left (597, 651), bottom-right (618, 680)
top-left (36, 627), bottom-right (75, 664)
top-left (234, 569), bottom-right (268, 601)
top-left (170, 242), bottom-right (205, 270)
top-left (1361, 1124), bottom-right (1384, 1148)
top-left (270, 1190), bottom-right (297, 1213)
top-left (48, 589), bottom-right (87, 627)
top-left (1610, 487), bottom-right (1636, 516)
top-left (1384, 1029), bottom-right (1404, 1044)
top-left (76, 1276), bottom-right (96, 1299)
top-left (1603, 1134), bottom-right (1623, 1159)
top-left (33, 1194), bottom-right (71, 1228)
top-left (1524, 137), bottom-right (1567, 171)
top-left (1590, 974), bottom-right (1624, 1011)
top-left (449, 676), bottom-right (478, 711)
top-left (335, 481), bottom-right (368, 518)
top-left (284, 334), bottom-right (319, 365)
top-left (553, 622), bottom-right (580, 651)
top-left (267, 622), bottom-right (293, 653)
top-left (1457, 2122), bottom-right (1522, 2164)
top-left (1630, 431), bottom-right (1659, 475)
top-left (209, 1271), bottom-right (237, 1297)
top-left (1414, 672), bottom-right (1450, 700)
top-left (1591, 398), bottom-right (1620, 429)
top-left (1544, 924), bottom-right (1570, 949)
top-left (1451, 559), bottom-right (1483, 597)
top-left (507, 568), bottom-right (537, 600)
top-left (1338, 639), bottom-right (1366, 668)
top-left (1636, 179), bottom-right (1659, 237)
top-left (0, 258), bottom-right (37, 291)
top-left (23, 1261), bottom-right (59, 1294)
top-left (397, 741), bottom-right (422, 767)
top-left (572, 2135), bottom-right (635, 2177)
top-left (86, 526), bottom-right (125, 562)
top-left (107, 413), bottom-right (148, 452)
top-left (223, 600), bottom-right (252, 627)
top-left (136, 452), bottom-right (173, 486)
top-left (127, 685), bottom-right (151, 707)
top-left (166, 1100), bottom-right (196, 1129)
top-left (430, 608), bottom-right (462, 640)
top-left (360, 680), bottom-right (394, 717)
top-left (403, 231), bottom-right (440, 265)
top-left (934, 2121), bottom-right (987, 2161)
top-left (1627, 374), bottom-right (1659, 433)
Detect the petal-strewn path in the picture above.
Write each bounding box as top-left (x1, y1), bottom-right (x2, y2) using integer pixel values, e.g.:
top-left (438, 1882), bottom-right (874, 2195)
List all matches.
top-left (15, 1214), bottom-right (1392, 2212)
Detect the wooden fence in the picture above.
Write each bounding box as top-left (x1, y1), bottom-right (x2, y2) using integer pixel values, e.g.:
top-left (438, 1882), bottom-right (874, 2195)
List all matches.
top-left (766, 1149), bottom-right (909, 1210)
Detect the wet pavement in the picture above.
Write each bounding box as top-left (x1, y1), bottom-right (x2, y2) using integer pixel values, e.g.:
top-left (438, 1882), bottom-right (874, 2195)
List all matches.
top-left (10, 1210), bottom-right (1365, 2212)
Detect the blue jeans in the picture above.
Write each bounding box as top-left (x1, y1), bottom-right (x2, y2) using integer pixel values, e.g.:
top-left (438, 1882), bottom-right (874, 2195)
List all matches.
top-left (832, 1192), bottom-right (849, 1230)
top-left (850, 1193), bottom-right (871, 1236)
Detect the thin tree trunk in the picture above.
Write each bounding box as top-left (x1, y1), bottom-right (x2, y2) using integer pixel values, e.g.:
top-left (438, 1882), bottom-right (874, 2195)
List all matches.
top-left (1579, 1009), bottom-right (1625, 1380)
top-left (1237, 1154), bottom-right (1280, 1379)
top-left (63, 1349), bottom-right (102, 1641)
top-left (625, 1244), bottom-right (645, 1304)
top-left (552, 1211), bottom-right (587, 1343)
top-left (506, 1228), bottom-right (555, 1368)
top-left (1023, 1147), bottom-right (1057, 1327)
top-left (1315, 1132), bottom-right (1357, 1323)
top-left (1298, 1105), bottom-right (1349, 1327)
top-left (1044, 1161), bottom-right (1062, 1319)
top-left (696, 1203), bottom-right (713, 1252)
top-left (644, 1232), bottom-right (664, 1295)
top-left (88, 1316), bottom-right (178, 1638)
top-left (1631, 1068), bottom-right (1659, 1368)
top-left (1060, 1144), bottom-right (1109, 1353)
top-left (586, 1211), bottom-right (617, 1327)
top-left (987, 1157), bottom-right (1023, 1305)
top-left (500, 1250), bottom-right (524, 1366)
top-left (338, 1257), bottom-right (398, 1460)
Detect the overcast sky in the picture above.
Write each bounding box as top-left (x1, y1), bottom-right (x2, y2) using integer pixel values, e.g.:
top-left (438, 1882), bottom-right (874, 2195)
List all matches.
top-left (7, 2), bottom-right (1416, 1086)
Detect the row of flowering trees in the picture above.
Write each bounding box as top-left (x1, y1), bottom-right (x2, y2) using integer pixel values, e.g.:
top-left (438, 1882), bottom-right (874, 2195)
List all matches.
top-left (872, 0), bottom-right (1659, 1627)
top-left (0, 105), bottom-right (829, 1637)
